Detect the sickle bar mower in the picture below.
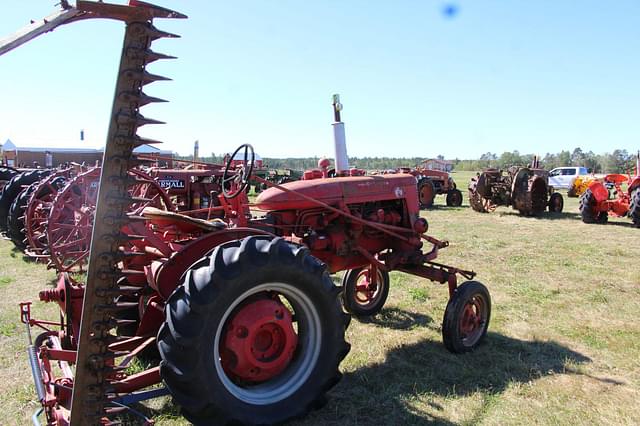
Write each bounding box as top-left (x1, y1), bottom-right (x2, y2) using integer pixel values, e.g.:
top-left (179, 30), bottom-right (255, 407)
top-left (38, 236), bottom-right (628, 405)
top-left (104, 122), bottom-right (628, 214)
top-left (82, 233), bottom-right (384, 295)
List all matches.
top-left (6, 3), bottom-right (491, 425)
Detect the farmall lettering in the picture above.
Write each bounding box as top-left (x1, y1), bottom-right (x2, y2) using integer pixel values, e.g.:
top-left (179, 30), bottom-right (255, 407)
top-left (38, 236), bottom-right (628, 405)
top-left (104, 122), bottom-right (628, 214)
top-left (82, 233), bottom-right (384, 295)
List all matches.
top-left (159, 176), bottom-right (186, 189)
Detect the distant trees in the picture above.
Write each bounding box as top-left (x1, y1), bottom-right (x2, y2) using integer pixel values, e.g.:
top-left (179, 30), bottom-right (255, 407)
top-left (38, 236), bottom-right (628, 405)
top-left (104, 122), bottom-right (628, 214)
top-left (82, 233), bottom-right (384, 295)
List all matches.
top-left (176, 147), bottom-right (638, 174)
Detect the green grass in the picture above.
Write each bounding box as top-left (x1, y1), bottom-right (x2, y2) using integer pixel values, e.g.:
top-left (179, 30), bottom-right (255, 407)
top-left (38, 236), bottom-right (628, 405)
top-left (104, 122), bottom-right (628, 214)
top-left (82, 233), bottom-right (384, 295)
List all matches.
top-left (1, 172), bottom-right (639, 425)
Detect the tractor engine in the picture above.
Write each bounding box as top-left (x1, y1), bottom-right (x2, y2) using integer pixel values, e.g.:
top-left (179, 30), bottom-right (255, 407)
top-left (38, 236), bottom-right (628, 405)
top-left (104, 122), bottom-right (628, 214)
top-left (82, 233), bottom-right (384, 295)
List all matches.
top-left (255, 174), bottom-right (425, 272)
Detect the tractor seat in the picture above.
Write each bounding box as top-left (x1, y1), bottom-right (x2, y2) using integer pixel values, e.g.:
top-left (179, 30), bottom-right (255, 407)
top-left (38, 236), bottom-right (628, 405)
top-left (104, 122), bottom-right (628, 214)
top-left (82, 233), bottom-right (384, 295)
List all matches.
top-left (141, 207), bottom-right (227, 233)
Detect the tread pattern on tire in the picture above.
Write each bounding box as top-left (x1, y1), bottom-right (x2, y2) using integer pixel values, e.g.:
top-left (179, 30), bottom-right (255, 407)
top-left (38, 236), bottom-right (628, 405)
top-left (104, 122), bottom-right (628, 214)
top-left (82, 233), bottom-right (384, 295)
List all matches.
top-left (158, 235), bottom-right (351, 425)
top-left (630, 189), bottom-right (640, 227)
top-left (579, 189), bottom-right (607, 224)
top-left (0, 170), bottom-right (49, 233)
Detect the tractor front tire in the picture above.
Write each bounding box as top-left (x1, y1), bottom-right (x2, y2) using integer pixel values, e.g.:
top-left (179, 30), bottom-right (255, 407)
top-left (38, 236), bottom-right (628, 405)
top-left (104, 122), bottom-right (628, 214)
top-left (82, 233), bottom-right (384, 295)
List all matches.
top-left (579, 189), bottom-right (608, 224)
top-left (418, 179), bottom-right (436, 209)
top-left (630, 189), bottom-right (640, 227)
top-left (442, 281), bottom-right (491, 353)
top-left (446, 188), bottom-right (463, 207)
top-left (342, 266), bottom-right (390, 317)
top-left (548, 192), bottom-right (564, 213)
top-left (158, 236), bottom-right (350, 426)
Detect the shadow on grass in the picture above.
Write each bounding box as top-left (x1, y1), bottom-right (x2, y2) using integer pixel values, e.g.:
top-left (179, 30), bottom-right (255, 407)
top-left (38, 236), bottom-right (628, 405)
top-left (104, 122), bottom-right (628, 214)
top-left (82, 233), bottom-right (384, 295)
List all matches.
top-left (121, 310), bottom-right (596, 426)
top-left (300, 328), bottom-right (595, 425)
top-left (355, 306), bottom-right (435, 330)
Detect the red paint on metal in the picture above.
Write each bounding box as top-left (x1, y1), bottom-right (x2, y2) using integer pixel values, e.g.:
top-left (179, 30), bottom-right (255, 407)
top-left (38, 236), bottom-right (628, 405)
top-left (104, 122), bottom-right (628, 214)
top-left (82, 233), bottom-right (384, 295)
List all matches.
top-left (221, 298), bottom-right (298, 382)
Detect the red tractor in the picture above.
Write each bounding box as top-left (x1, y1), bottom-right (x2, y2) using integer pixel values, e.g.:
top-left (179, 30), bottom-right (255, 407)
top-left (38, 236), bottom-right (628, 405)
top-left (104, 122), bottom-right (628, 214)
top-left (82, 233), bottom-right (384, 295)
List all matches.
top-left (378, 165), bottom-right (461, 209)
top-left (5, 2), bottom-right (491, 425)
top-left (414, 166), bottom-right (462, 209)
top-left (579, 152), bottom-right (640, 226)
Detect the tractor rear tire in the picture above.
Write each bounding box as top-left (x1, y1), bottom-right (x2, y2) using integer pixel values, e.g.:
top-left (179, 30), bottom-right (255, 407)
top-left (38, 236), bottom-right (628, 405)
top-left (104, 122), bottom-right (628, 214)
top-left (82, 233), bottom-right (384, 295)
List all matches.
top-left (0, 170), bottom-right (49, 234)
top-left (630, 189), bottom-right (640, 227)
top-left (7, 184), bottom-right (36, 250)
top-left (446, 189), bottom-right (463, 207)
top-left (342, 266), bottom-right (390, 317)
top-left (158, 236), bottom-right (351, 426)
top-left (0, 167), bottom-right (18, 186)
top-left (579, 189), bottom-right (608, 224)
top-left (548, 192), bottom-right (564, 213)
top-left (418, 178), bottom-right (436, 209)
top-left (442, 281), bottom-right (491, 353)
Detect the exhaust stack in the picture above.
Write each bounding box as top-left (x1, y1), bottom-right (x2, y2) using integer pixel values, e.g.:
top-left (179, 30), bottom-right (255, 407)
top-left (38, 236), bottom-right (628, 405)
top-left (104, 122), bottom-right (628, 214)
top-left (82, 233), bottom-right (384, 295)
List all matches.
top-left (332, 94), bottom-right (349, 174)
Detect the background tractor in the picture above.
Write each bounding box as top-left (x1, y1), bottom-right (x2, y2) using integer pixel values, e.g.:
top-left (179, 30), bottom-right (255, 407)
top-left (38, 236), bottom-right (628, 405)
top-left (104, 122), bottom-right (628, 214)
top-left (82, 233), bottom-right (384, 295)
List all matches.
top-left (4, 2), bottom-right (490, 425)
top-left (468, 157), bottom-right (564, 215)
top-left (579, 152), bottom-right (640, 226)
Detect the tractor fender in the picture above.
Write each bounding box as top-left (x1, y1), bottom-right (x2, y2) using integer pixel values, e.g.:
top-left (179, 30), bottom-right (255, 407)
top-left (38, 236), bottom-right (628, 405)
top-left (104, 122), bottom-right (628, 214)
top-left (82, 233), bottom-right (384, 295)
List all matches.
top-left (587, 180), bottom-right (609, 203)
top-left (628, 176), bottom-right (640, 194)
top-left (153, 227), bottom-right (274, 300)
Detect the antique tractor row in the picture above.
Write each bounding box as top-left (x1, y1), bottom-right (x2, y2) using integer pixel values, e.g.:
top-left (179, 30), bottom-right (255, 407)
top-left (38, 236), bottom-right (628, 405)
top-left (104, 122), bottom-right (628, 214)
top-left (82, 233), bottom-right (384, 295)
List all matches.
top-left (3, 2), bottom-right (491, 425)
top-left (468, 158), bottom-right (564, 216)
top-left (0, 162), bottom-right (229, 272)
top-left (579, 153), bottom-right (640, 227)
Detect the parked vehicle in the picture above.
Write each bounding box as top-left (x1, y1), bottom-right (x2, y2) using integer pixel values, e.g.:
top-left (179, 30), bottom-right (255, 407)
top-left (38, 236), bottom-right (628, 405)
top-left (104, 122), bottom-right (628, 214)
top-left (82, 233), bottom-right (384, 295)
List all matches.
top-left (548, 166), bottom-right (589, 190)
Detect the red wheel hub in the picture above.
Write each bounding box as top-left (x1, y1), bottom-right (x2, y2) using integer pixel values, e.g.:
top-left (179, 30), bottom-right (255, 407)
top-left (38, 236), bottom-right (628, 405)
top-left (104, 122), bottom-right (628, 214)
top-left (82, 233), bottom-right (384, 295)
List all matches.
top-left (460, 300), bottom-right (482, 335)
top-left (221, 298), bottom-right (298, 382)
top-left (355, 270), bottom-right (377, 303)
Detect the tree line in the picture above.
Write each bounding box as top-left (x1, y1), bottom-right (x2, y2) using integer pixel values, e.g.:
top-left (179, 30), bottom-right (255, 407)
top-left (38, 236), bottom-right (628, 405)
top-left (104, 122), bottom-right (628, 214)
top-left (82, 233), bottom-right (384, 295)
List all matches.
top-left (178, 148), bottom-right (638, 174)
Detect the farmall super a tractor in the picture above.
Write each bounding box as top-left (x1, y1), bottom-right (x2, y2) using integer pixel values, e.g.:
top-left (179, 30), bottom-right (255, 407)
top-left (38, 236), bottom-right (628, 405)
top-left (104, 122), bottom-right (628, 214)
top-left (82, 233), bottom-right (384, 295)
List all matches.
top-left (579, 152), bottom-right (640, 226)
top-left (468, 156), bottom-right (564, 215)
top-left (4, 2), bottom-right (490, 425)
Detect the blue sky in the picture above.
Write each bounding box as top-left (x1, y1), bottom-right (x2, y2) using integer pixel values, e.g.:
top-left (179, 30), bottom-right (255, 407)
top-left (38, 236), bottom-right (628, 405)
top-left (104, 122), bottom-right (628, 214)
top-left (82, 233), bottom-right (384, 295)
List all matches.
top-left (0, 1), bottom-right (638, 159)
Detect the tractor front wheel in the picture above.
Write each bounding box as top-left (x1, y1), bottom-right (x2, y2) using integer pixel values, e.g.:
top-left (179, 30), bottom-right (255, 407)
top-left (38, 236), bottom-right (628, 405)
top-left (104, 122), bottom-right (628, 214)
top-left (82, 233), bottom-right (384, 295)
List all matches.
top-left (548, 192), bottom-right (564, 213)
top-left (446, 188), bottom-right (463, 207)
top-left (630, 189), bottom-right (640, 227)
top-left (442, 281), bottom-right (491, 353)
top-left (158, 236), bottom-right (350, 425)
top-left (579, 189), bottom-right (608, 224)
top-left (341, 266), bottom-right (390, 317)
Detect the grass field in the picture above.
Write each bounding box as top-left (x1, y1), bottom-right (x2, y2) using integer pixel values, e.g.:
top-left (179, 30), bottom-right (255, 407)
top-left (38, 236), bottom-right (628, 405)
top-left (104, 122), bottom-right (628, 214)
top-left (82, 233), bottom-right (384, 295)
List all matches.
top-left (1, 170), bottom-right (639, 425)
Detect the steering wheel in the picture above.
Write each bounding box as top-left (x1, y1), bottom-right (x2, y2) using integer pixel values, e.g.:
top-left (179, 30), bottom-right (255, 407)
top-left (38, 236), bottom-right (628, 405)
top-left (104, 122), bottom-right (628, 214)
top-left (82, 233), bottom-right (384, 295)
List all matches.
top-left (222, 143), bottom-right (255, 198)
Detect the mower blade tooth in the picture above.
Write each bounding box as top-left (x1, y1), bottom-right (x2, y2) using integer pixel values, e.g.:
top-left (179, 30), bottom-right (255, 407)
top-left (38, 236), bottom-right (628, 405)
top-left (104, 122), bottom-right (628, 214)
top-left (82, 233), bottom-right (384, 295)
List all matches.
top-left (118, 90), bottom-right (168, 107)
top-left (146, 24), bottom-right (181, 40)
top-left (142, 71), bottom-right (172, 84)
top-left (134, 113), bottom-right (166, 126)
top-left (143, 49), bottom-right (177, 63)
top-left (126, 46), bottom-right (175, 63)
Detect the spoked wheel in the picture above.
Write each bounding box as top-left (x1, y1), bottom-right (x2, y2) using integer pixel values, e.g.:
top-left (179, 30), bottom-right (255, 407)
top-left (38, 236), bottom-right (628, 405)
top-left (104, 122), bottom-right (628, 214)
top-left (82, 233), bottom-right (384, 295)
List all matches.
top-left (24, 174), bottom-right (70, 256)
top-left (341, 266), bottom-right (390, 317)
top-left (128, 169), bottom-right (174, 214)
top-left (418, 178), bottom-right (435, 209)
top-left (159, 236), bottom-right (350, 425)
top-left (442, 281), bottom-right (491, 353)
top-left (47, 168), bottom-right (100, 272)
top-left (446, 188), bottom-right (463, 207)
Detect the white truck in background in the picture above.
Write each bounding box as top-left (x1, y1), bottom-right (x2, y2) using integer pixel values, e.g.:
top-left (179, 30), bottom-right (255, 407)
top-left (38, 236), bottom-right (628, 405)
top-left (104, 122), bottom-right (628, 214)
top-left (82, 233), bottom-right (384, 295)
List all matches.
top-left (548, 166), bottom-right (589, 189)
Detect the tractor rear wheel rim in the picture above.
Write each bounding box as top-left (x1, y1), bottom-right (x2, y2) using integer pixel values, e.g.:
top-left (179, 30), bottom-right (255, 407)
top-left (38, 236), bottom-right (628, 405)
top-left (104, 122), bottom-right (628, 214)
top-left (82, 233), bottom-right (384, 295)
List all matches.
top-left (459, 294), bottom-right (487, 347)
top-left (214, 282), bottom-right (322, 405)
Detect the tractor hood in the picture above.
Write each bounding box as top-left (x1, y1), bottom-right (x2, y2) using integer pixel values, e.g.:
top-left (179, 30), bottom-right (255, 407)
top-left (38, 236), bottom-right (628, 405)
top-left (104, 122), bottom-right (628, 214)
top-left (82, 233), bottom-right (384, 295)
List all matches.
top-left (256, 174), bottom-right (417, 211)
